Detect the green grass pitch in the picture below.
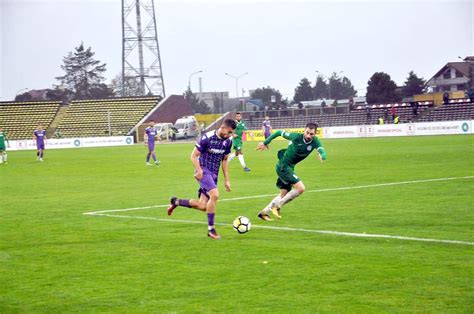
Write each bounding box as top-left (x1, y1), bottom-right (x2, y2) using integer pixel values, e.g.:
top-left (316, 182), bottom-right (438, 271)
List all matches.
top-left (1, 134), bottom-right (473, 312)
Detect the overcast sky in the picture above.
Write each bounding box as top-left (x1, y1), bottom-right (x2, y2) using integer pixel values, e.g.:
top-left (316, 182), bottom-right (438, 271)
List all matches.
top-left (1, 0), bottom-right (472, 101)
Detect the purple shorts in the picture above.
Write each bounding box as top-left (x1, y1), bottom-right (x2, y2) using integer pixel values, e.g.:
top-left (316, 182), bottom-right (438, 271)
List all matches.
top-left (147, 141), bottom-right (155, 151)
top-left (37, 143), bottom-right (45, 150)
top-left (264, 132), bottom-right (271, 139)
top-left (197, 170), bottom-right (218, 199)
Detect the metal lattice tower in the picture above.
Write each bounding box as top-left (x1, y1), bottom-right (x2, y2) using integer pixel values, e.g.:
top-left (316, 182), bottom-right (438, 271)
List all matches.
top-left (122, 0), bottom-right (165, 97)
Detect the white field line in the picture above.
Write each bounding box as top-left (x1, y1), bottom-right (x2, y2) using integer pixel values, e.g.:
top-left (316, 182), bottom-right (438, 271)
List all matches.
top-left (83, 176), bottom-right (474, 215)
top-left (87, 213), bottom-right (474, 246)
top-left (82, 176), bottom-right (474, 246)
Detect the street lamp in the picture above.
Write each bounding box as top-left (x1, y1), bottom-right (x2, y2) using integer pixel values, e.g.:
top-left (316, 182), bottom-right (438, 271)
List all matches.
top-left (315, 70), bottom-right (343, 99)
top-left (188, 70), bottom-right (203, 91)
top-left (225, 72), bottom-right (248, 98)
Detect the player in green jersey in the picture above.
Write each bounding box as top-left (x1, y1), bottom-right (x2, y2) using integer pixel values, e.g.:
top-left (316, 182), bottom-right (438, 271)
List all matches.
top-left (228, 112), bottom-right (251, 172)
top-left (0, 127), bottom-right (10, 164)
top-left (256, 122), bottom-right (327, 220)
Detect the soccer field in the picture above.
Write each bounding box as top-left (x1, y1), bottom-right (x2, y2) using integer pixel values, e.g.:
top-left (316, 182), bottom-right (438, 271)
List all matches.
top-left (1, 134), bottom-right (473, 312)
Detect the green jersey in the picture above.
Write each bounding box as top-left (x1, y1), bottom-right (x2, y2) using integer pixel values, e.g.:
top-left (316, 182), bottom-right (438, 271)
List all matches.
top-left (0, 131), bottom-right (8, 147)
top-left (234, 120), bottom-right (248, 139)
top-left (264, 130), bottom-right (326, 167)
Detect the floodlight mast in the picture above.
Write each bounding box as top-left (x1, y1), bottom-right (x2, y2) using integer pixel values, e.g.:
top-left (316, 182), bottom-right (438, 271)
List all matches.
top-left (122, 0), bottom-right (165, 97)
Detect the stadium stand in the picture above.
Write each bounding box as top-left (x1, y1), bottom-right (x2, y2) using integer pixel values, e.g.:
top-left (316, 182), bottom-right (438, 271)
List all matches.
top-left (55, 96), bottom-right (159, 138)
top-left (0, 101), bottom-right (61, 139)
top-left (245, 101), bottom-right (435, 129)
top-left (415, 98), bottom-right (473, 122)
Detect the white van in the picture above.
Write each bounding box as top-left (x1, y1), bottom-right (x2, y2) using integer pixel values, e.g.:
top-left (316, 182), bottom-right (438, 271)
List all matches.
top-left (156, 122), bottom-right (175, 140)
top-left (174, 116), bottom-right (199, 139)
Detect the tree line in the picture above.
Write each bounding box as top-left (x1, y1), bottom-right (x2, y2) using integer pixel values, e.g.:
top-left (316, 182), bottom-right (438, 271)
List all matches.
top-left (15, 42), bottom-right (426, 109)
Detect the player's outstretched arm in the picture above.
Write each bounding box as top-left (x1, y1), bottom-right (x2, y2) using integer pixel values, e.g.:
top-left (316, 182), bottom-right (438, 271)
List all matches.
top-left (316, 147), bottom-right (327, 163)
top-left (256, 142), bottom-right (268, 151)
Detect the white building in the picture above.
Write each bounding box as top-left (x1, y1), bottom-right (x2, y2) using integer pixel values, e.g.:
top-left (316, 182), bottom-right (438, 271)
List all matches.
top-left (426, 56), bottom-right (473, 93)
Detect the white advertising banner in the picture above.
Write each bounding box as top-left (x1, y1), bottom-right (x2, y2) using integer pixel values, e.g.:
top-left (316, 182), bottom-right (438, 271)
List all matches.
top-left (372, 124), bottom-right (407, 137)
top-left (322, 121), bottom-right (472, 139)
top-left (323, 126), bottom-right (360, 138)
top-left (412, 120), bottom-right (471, 136)
top-left (81, 136), bottom-right (134, 148)
top-left (7, 136), bottom-right (134, 151)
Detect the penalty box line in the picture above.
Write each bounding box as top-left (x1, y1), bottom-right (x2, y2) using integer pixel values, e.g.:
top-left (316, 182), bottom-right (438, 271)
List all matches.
top-left (83, 175), bottom-right (474, 215)
top-left (87, 213), bottom-right (474, 246)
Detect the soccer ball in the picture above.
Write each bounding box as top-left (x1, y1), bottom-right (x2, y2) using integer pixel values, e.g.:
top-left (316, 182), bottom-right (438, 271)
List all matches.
top-left (233, 216), bottom-right (251, 234)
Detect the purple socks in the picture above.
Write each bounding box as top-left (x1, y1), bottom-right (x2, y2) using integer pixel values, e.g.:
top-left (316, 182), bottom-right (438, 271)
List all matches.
top-left (178, 199), bottom-right (191, 208)
top-left (207, 213), bottom-right (215, 227)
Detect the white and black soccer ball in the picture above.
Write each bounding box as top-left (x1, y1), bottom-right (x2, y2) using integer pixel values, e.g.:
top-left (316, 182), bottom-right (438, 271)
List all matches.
top-left (233, 216), bottom-right (251, 234)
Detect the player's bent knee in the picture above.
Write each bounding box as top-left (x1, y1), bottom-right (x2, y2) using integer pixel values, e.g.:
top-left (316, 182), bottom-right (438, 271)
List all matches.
top-left (295, 184), bottom-right (305, 194)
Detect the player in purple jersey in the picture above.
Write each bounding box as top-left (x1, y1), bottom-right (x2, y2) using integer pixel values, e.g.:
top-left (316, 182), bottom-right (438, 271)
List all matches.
top-left (144, 120), bottom-right (160, 166)
top-left (33, 123), bottom-right (47, 162)
top-left (262, 115), bottom-right (273, 139)
top-left (167, 119), bottom-right (237, 239)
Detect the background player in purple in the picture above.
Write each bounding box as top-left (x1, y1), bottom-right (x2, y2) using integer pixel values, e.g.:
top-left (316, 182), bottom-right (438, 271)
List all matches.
top-left (144, 120), bottom-right (160, 166)
top-left (262, 115), bottom-right (273, 139)
top-left (33, 123), bottom-right (47, 162)
top-left (167, 119), bottom-right (237, 239)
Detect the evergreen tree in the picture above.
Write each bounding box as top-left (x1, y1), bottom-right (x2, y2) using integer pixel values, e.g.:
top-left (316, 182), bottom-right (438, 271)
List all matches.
top-left (313, 75), bottom-right (328, 99)
top-left (366, 72), bottom-right (401, 104)
top-left (56, 42), bottom-right (113, 99)
top-left (402, 71), bottom-right (426, 98)
top-left (294, 78), bottom-right (313, 103)
top-left (327, 73), bottom-right (357, 100)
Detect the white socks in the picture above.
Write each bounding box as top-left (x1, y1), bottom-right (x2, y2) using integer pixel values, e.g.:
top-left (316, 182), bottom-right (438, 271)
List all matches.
top-left (0, 153), bottom-right (6, 163)
top-left (238, 155), bottom-right (246, 168)
top-left (262, 195), bottom-right (282, 214)
top-left (229, 153), bottom-right (247, 168)
top-left (278, 189), bottom-right (301, 207)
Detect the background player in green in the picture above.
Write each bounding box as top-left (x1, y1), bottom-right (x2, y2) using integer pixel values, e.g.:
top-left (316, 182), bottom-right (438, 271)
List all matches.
top-left (256, 122), bottom-right (327, 221)
top-left (228, 112), bottom-right (251, 172)
top-left (0, 127), bottom-right (10, 164)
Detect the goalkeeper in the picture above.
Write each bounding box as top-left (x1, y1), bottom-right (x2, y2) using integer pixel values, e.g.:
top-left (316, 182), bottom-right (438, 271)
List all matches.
top-left (256, 123), bottom-right (327, 221)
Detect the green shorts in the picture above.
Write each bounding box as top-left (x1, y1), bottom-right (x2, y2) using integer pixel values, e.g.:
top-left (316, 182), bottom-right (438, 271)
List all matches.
top-left (233, 139), bottom-right (243, 151)
top-left (275, 161), bottom-right (300, 191)
top-left (0, 145), bottom-right (5, 152)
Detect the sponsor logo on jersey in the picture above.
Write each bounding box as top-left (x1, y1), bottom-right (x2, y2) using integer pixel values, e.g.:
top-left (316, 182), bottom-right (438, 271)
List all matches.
top-left (208, 148), bottom-right (226, 154)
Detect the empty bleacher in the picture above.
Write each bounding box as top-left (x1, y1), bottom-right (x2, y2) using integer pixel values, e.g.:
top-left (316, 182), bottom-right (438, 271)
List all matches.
top-left (0, 101), bottom-right (61, 139)
top-left (416, 99), bottom-right (473, 122)
top-left (56, 97), bottom-right (159, 138)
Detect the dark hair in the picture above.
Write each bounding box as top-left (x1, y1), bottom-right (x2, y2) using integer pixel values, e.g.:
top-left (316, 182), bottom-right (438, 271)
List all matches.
top-left (306, 122), bottom-right (318, 130)
top-left (236, 112), bottom-right (241, 115)
top-left (149, 120), bottom-right (155, 123)
top-left (222, 118), bottom-right (237, 130)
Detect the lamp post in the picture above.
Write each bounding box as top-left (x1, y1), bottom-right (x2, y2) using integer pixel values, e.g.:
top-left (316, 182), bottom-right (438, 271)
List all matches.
top-left (188, 70), bottom-right (203, 91)
top-left (315, 70), bottom-right (343, 99)
top-left (225, 72), bottom-right (248, 98)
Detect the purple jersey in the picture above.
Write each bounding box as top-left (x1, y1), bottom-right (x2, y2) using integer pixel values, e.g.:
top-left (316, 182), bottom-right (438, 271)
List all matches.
top-left (34, 130), bottom-right (46, 146)
top-left (195, 130), bottom-right (232, 175)
top-left (145, 126), bottom-right (158, 143)
top-left (262, 120), bottom-right (272, 136)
